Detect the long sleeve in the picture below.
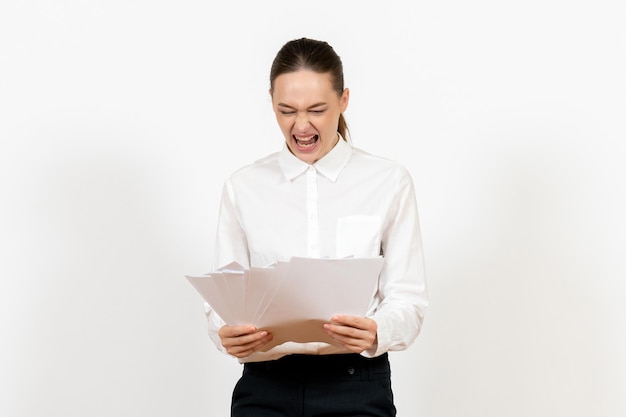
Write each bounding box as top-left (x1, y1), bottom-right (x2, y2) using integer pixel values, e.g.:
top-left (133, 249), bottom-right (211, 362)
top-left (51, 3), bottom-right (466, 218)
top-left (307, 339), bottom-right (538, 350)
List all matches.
top-left (363, 166), bottom-right (428, 357)
top-left (205, 180), bottom-right (251, 354)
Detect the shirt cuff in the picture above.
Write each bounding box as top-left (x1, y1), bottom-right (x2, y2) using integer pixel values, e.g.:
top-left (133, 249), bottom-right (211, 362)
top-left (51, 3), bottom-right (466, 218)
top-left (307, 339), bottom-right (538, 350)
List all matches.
top-left (360, 316), bottom-right (390, 358)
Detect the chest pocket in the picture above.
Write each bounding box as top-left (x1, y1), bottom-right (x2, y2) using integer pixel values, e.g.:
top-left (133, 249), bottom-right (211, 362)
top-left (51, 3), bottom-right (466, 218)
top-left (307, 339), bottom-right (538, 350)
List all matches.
top-left (336, 215), bottom-right (382, 258)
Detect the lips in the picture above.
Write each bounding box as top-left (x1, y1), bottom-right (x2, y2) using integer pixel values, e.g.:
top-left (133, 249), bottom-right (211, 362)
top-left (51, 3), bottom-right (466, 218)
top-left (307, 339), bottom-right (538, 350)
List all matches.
top-left (293, 134), bottom-right (319, 149)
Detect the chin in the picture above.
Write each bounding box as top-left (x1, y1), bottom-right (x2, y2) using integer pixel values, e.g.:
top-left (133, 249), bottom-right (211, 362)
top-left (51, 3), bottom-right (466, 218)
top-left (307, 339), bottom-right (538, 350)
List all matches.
top-left (287, 142), bottom-right (318, 164)
top-left (295, 151), bottom-right (317, 164)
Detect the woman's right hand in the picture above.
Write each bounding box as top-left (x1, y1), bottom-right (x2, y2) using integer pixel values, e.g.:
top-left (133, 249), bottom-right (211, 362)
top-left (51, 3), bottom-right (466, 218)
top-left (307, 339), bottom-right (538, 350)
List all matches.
top-left (218, 325), bottom-right (273, 358)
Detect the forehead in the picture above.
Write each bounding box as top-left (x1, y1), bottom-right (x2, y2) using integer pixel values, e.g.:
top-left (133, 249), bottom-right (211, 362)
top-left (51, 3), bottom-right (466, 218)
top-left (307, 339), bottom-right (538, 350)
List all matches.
top-left (272, 70), bottom-right (336, 103)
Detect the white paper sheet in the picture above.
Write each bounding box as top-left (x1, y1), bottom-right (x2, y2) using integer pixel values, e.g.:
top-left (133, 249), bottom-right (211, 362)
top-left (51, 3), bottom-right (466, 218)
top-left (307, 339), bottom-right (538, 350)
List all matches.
top-left (185, 256), bottom-right (384, 349)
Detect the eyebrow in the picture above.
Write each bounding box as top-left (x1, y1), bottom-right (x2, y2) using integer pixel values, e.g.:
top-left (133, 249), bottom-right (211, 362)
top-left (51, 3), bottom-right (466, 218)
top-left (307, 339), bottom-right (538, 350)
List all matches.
top-left (277, 102), bottom-right (328, 110)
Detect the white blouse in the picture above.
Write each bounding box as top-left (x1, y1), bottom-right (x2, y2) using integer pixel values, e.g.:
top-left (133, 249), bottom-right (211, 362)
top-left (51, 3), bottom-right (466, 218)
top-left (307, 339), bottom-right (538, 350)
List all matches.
top-left (206, 138), bottom-right (428, 363)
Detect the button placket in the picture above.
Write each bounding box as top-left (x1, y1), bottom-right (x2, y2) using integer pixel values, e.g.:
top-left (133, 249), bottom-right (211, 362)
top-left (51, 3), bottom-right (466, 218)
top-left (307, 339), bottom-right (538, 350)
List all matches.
top-left (306, 166), bottom-right (319, 257)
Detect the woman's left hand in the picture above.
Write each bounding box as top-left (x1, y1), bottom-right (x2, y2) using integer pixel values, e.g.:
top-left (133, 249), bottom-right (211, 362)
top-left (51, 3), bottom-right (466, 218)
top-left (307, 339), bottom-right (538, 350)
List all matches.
top-left (323, 315), bottom-right (378, 353)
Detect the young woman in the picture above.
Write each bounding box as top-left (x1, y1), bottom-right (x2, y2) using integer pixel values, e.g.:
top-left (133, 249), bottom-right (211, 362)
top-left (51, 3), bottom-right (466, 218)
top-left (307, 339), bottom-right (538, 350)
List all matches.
top-left (205, 37), bottom-right (428, 417)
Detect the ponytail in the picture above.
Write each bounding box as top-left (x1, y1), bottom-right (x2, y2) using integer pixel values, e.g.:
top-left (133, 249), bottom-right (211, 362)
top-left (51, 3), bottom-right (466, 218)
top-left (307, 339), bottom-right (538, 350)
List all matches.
top-left (338, 113), bottom-right (350, 142)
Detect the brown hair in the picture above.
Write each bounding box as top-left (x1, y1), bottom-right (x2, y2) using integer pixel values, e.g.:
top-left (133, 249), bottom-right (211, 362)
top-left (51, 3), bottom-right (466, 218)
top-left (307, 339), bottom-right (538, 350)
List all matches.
top-left (269, 38), bottom-right (350, 141)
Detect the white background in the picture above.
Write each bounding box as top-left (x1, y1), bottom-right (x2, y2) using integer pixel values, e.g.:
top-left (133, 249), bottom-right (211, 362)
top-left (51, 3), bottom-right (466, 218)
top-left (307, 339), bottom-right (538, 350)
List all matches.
top-left (1, 1), bottom-right (625, 416)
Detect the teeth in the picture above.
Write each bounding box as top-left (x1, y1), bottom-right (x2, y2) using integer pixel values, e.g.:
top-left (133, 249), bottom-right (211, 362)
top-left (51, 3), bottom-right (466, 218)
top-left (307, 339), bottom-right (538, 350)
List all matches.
top-left (294, 135), bottom-right (318, 148)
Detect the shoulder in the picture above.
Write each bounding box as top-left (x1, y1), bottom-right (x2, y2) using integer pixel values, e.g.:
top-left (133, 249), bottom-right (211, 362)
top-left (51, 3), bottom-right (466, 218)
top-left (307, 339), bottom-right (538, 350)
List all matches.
top-left (225, 151), bottom-right (282, 186)
top-left (349, 145), bottom-right (413, 179)
top-left (229, 151), bottom-right (280, 177)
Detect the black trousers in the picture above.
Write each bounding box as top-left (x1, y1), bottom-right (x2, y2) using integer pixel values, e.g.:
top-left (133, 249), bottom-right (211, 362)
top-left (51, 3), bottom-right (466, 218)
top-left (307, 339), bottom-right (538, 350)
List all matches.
top-left (231, 353), bottom-right (396, 417)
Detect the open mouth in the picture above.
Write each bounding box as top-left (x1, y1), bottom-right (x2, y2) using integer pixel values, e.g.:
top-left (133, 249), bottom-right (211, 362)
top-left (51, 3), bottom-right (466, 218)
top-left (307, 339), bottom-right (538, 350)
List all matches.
top-left (294, 134), bottom-right (319, 149)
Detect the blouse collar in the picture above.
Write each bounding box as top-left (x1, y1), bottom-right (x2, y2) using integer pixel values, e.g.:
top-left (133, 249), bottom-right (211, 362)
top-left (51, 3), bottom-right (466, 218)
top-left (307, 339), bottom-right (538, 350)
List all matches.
top-left (278, 135), bottom-right (351, 183)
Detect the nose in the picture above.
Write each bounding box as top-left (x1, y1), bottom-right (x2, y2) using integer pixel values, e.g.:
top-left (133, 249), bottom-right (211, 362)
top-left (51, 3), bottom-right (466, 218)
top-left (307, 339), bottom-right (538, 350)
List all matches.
top-left (294, 112), bottom-right (310, 130)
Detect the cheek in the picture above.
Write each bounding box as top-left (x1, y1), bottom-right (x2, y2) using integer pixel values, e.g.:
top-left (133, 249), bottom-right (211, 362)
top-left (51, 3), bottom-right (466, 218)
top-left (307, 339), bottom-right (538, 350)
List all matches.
top-left (322, 114), bottom-right (340, 133)
top-left (277, 119), bottom-right (292, 133)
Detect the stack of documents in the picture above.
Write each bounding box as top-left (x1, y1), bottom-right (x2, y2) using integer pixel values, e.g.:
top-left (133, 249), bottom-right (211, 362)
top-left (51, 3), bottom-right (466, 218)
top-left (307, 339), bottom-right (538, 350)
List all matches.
top-left (185, 256), bottom-right (384, 350)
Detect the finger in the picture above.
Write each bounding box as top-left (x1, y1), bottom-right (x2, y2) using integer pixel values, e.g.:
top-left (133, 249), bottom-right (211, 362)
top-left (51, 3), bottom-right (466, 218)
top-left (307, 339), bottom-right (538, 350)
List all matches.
top-left (325, 323), bottom-right (362, 338)
top-left (325, 321), bottom-right (375, 340)
top-left (324, 324), bottom-right (375, 350)
top-left (227, 333), bottom-right (273, 358)
top-left (324, 331), bottom-right (369, 353)
top-left (331, 315), bottom-right (374, 331)
top-left (219, 325), bottom-right (257, 338)
top-left (222, 330), bottom-right (269, 349)
top-left (226, 334), bottom-right (269, 355)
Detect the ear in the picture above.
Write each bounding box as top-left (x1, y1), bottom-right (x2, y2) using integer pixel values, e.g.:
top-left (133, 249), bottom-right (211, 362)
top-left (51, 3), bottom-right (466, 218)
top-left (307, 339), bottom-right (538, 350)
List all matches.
top-left (340, 88), bottom-right (350, 112)
top-left (269, 88), bottom-right (274, 105)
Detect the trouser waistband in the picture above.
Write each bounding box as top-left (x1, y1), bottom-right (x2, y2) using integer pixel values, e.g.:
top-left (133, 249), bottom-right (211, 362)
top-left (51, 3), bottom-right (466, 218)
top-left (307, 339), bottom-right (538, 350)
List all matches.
top-left (243, 352), bottom-right (390, 381)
